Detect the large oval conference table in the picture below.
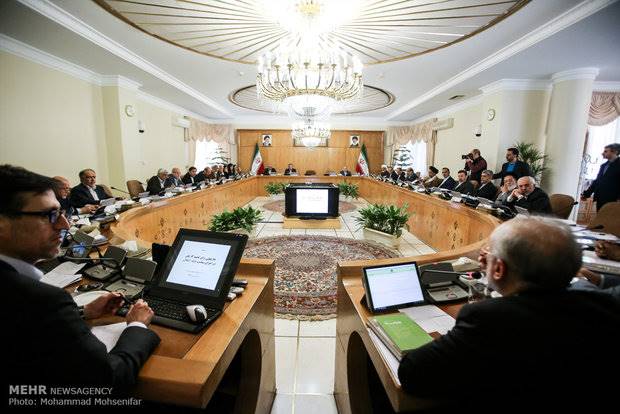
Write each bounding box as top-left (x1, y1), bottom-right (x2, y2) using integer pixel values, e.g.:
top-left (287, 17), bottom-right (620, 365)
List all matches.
top-left (107, 175), bottom-right (500, 413)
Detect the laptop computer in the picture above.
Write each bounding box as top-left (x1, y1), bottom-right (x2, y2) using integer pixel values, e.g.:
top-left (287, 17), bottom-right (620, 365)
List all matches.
top-left (141, 229), bottom-right (248, 333)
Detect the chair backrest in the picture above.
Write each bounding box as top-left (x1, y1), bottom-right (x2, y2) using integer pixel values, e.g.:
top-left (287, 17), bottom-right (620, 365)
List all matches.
top-left (549, 193), bottom-right (576, 219)
top-left (305, 170), bottom-right (316, 176)
top-left (470, 180), bottom-right (479, 190)
top-left (100, 184), bottom-right (114, 198)
top-left (126, 180), bottom-right (145, 198)
top-left (589, 201), bottom-right (620, 236)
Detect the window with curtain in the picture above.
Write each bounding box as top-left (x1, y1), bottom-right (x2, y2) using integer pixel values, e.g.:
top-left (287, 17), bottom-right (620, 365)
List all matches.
top-left (194, 140), bottom-right (221, 171)
top-left (585, 119), bottom-right (618, 179)
top-left (403, 140), bottom-right (428, 175)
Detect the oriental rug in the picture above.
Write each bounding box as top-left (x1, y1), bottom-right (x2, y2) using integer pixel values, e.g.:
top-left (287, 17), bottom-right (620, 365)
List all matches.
top-left (243, 235), bottom-right (399, 320)
top-left (261, 200), bottom-right (358, 214)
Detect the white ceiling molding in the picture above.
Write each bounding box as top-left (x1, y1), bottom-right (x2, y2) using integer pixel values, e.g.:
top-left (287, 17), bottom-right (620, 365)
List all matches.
top-left (411, 94), bottom-right (485, 125)
top-left (551, 67), bottom-right (600, 83)
top-left (593, 81), bottom-right (620, 91)
top-left (480, 79), bottom-right (552, 95)
top-left (17, 0), bottom-right (232, 118)
top-left (100, 75), bottom-right (141, 90)
top-left (387, 0), bottom-right (616, 120)
top-left (231, 115), bottom-right (405, 131)
top-left (0, 33), bottom-right (100, 85)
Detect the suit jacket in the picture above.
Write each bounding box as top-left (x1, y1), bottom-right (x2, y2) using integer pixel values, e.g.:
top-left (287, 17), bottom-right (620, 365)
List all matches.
top-left (422, 175), bottom-right (442, 189)
top-left (182, 172), bottom-right (195, 185)
top-left (58, 196), bottom-right (77, 217)
top-left (340, 170), bottom-right (352, 176)
top-left (146, 176), bottom-right (173, 195)
top-left (380, 171), bottom-right (390, 178)
top-left (3, 260), bottom-right (160, 390)
top-left (583, 158), bottom-right (620, 210)
top-left (492, 160), bottom-right (531, 184)
top-left (475, 182), bottom-right (498, 200)
top-left (167, 175), bottom-right (182, 187)
top-left (389, 172), bottom-right (399, 181)
top-left (437, 176), bottom-right (457, 190)
top-left (464, 156), bottom-right (487, 183)
top-left (398, 289), bottom-right (620, 408)
top-left (69, 184), bottom-right (109, 208)
top-left (283, 168), bottom-right (297, 176)
top-left (453, 180), bottom-right (474, 195)
top-left (509, 187), bottom-right (552, 214)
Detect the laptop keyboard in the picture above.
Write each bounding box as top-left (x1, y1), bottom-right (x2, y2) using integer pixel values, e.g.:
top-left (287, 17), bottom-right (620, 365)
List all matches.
top-left (145, 297), bottom-right (217, 323)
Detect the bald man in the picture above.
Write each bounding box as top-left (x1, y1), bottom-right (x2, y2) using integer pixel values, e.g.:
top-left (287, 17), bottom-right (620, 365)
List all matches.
top-left (506, 176), bottom-right (551, 214)
top-left (53, 176), bottom-right (97, 216)
top-left (398, 217), bottom-right (620, 409)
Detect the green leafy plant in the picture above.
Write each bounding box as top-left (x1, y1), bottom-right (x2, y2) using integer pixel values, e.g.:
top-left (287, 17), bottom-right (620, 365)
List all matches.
top-left (209, 206), bottom-right (263, 232)
top-left (355, 203), bottom-right (410, 237)
top-left (514, 141), bottom-right (549, 182)
top-left (264, 182), bottom-right (288, 195)
top-left (338, 182), bottom-right (360, 199)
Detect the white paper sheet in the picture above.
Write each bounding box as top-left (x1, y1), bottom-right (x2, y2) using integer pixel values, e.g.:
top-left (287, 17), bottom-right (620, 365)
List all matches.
top-left (91, 322), bottom-right (127, 352)
top-left (399, 305), bottom-right (456, 335)
top-left (40, 273), bottom-right (82, 288)
top-left (47, 261), bottom-right (86, 275)
top-left (367, 328), bottom-right (401, 386)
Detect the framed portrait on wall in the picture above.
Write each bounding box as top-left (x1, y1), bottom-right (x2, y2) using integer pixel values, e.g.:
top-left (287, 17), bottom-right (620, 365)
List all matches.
top-left (350, 135), bottom-right (360, 147)
top-left (261, 134), bottom-right (272, 146)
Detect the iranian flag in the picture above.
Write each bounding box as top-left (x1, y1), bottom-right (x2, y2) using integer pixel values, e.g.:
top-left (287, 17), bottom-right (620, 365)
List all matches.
top-left (356, 143), bottom-right (370, 175)
top-left (250, 143), bottom-right (264, 175)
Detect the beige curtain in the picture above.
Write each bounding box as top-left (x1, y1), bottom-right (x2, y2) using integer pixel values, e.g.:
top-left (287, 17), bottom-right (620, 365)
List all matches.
top-left (386, 119), bottom-right (437, 167)
top-left (588, 92), bottom-right (620, 126)
top-left (185, 119), bottom-right (236, 166)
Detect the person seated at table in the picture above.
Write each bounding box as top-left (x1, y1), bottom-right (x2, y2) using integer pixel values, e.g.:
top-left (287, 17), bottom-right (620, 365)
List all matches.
top-left (167, 167), bottom-right (183, 187)
top-left (398, 216), bottom-right (620, 410)
top-left (495, 174), bottom-right (517, 205)
top-left (437, 167), bottom-right (457, 190)
top-left (1, 165), bottom-right (160, 390)
top-left (571, 241), bottom-right (620, 300)
top-left (284, 164), bottom-right (297, 175)
top-left (53, 176), bottom-right (97, 216)
top-left (475, 170), bottom-right (498, 201)
top-left (506, 176), bottom-right (551, 214)
top-left (146, 168), bottom-right (170, 195)
top-left (404, 168), bottom-right (416, 181)
top-left (387, 166), bottom-right (398, 181)
top-left (394, 167), bottom-right (406, 181)
top-left (69, 169), bottom-right (110, 208)
top-left (224, 163), bottom-right (234, 178)
top-left (421, 166), bottom-right (441, 188)
top-left (380, 165), bottom-right (390, 178)
top-left (262, 166), bottom-right (276, 175)
top-left (182, 166), bottom-right (197, 184)
top-left (340, 166), bottom-right (352, 176)
top-left (453, 170), bottom-right (475, 195)
top-left (215, 165), bottom-right (226, 180)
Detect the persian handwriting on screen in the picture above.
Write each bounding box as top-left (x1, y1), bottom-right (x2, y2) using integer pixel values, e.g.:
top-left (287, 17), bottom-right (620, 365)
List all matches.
top-left (182, 254), bottom-right (218, 266)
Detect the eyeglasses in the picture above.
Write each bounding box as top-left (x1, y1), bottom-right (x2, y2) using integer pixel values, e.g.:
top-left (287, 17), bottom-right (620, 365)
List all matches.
top-left (12, 209), bottom-right (67, 224)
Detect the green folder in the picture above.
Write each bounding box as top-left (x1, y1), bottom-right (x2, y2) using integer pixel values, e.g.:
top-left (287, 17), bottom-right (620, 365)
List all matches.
top-left (369, 314), bottom-right (433, 358)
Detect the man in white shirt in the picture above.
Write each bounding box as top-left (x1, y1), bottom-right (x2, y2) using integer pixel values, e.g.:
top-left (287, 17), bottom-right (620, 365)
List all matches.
top-left (69, 168), bottom-right (110, 208)
top-left (1, 164), bottom-right (159, 390)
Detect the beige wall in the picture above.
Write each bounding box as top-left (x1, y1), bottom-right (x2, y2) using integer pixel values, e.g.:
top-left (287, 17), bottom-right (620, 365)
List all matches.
top-left (0, 51), bottom-right (188, 191)
top-left (0, 51), bottom-right (108, 186)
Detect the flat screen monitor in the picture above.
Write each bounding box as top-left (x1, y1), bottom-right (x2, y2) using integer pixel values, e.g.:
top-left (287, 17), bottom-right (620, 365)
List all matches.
top-left (284, 184), bottom-right (339, 218)
top-left (362, 261), bottom-right (427, 313)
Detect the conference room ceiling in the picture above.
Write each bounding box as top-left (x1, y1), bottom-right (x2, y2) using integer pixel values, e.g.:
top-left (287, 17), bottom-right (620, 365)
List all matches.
top-left (1, 0), bottom-right (618, 124)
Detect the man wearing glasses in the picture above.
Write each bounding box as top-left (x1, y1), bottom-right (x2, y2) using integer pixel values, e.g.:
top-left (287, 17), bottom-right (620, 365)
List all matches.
top-left (1, 165), bottom-right (160, 390)
top-left (53, 176), bottom-right (97, 216)
top-left (69, 168), bottom-right (110, 208)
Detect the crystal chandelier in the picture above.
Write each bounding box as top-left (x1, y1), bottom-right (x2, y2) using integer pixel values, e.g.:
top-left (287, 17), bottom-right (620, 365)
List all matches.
top-left (256, 0), bottom-right (363, 119)
top-left (292, 119), bottom-right (331, 147)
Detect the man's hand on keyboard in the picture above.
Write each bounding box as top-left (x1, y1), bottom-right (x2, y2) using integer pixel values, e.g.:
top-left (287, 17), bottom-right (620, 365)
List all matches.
top-left (126, 299), bottom-right (155, 326)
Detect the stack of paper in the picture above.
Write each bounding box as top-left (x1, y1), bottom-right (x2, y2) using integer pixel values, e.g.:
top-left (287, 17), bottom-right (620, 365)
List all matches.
top-left (582, 250), bottom-right (620, 275)
top-left (399, 305), bottom-right (456, 335)
top-left (40, 262), bottom-right (85, 288)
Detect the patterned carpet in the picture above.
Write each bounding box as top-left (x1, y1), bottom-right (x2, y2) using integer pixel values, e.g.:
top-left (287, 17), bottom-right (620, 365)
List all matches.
top-left (261, 199), bottom-right (358, 214)
top-left (243, 235), bottom-right (399, 320)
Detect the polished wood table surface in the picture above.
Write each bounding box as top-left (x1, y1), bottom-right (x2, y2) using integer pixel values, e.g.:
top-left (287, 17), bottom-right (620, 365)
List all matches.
top-left (103, 175), bottom-right (500, 412)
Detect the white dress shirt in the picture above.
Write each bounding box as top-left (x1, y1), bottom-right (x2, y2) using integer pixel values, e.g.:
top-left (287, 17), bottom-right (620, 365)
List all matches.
top-left (87, 186), bottom-right (99, 201)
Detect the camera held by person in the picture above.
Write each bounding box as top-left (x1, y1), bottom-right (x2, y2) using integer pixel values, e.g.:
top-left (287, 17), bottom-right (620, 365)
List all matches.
top-left (461, 153), bottom-right (473, 160)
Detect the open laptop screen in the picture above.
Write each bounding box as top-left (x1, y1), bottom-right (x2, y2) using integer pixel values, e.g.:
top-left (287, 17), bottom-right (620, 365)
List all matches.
top-left (154, 229), bottom-right (248, 300)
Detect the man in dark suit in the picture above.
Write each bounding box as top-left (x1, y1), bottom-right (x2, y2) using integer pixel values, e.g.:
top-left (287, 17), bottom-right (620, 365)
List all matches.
top-left (404, 168), bottom-right (416, 182)
top-left (581, 143), bottom-right (620, 211)
top-left (507, 176), bottom-right (552, 214)
top-left (69, 169), bottom-right (110, 208)
top-left (53, 176), bottom-right (97, 216)
top-left (146, 168), bottom-right (170, 195)
top-left (492, 147), bottom-right (532, 185)
top-left (340, 166), bottom-right (352, 176)
top-left (398, 217), bottom-right (620, 409)
top-left (388, 166), bottom-right (399, 181)
top-left (437, 167), bottom-right (457, 190)
top-left (380, 165), bottom-right (390, 178)
top-left (0, 165), bottom-right (160, 390)
top-left (453, 170), bottom-right (475, 195)
top-left (182, 166), bottom-right (198, 184)
top-left (283, 164), bottom-right (297, 175)
top-left (475, 170), bottom-right (498, 201)
top-left (167, 167), bottom-right (183, 187)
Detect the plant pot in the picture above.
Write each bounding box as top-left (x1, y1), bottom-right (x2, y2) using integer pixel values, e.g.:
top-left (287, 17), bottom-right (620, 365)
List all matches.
top-left (363, 227), bottom-right (401, 249)
top-left (227, 226), bottom-right (258, 239)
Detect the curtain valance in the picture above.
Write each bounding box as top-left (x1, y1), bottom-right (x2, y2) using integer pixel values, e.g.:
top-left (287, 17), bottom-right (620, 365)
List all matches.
top-left (588, 92), bottom-right (620, 126)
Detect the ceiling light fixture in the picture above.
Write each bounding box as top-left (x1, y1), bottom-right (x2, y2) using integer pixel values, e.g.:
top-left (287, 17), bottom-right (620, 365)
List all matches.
top-left (292, 119), bottom-right (331, 147)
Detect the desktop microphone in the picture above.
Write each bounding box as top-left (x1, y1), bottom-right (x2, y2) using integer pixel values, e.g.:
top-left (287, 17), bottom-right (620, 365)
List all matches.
top-left (111, 186), bottom-right (131, 195)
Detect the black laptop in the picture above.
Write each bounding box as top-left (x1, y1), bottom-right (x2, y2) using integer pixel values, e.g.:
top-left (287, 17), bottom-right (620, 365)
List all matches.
top-left (142, 229), bottom-right (248, 333)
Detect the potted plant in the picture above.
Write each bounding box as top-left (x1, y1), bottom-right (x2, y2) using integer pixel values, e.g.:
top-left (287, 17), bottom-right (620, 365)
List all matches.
top-left (514, 141), bottom-right (549, 182)
top-left (338, 182), bottom-right (360, 200)
top-left (354, 203), bottom-right (410, 248)
top-left (209, 206), bottom-right (263, 238)
top-left (264, 182), bottom-right (287, 199)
